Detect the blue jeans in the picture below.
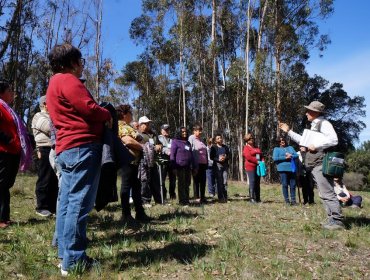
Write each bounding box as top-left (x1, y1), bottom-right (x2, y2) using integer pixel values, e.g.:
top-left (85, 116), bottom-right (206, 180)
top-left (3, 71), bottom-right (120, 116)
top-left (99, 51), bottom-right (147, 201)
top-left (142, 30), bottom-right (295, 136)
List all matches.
top-left (206, 167), bottom-right (216, 195)
top-left (246, 170), bottom-right (260, 202)
top-left (56, 143), bottom-right (102, 270)
top-left (279, 171), bottom-right (296, 203)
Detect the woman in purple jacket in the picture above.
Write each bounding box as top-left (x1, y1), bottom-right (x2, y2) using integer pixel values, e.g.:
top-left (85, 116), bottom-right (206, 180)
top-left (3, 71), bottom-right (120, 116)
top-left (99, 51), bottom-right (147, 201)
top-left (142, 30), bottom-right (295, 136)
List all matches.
top-left (170, 127), bottom-right (193, 205)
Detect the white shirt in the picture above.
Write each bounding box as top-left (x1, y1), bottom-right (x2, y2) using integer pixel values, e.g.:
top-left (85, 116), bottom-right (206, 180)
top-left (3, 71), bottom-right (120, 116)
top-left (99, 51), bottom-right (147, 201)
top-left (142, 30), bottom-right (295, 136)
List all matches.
top-left (288, 116), bottom-right (338, 151)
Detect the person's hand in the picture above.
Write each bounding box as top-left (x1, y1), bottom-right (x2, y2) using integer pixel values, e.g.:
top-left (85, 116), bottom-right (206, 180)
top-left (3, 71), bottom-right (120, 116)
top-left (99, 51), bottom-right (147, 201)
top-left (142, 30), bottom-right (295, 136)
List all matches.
top-left (307, 144), bottom-right (316, 152)
top-left (300, 146), bottom-right (307, 152)
top-left (285, 153), bottom-right (292, 159)
top-left (105, 117), bottom-right (113, 129)
top-left (155, 144), bottom-right (162, 152)
top-left (279, 122), bottom-right (290, 132)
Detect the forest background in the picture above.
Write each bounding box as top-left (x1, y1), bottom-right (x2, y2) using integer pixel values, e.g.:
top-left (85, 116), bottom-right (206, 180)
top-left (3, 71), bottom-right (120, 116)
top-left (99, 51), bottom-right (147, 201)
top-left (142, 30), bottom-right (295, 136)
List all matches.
top-left (0, 0), bottom-right (369, 187)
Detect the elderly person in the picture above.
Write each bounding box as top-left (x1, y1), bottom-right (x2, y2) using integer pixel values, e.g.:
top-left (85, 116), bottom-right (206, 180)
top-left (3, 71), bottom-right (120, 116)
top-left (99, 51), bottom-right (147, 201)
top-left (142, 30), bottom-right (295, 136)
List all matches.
top-left (170, 127), bottom-right (193, 205)
top-left (0, 80), bottom-right (32, 228)
top-left (188, 124), bottom-right (208, 203)
top-left (279, 101), bottom-right (344, 230)
top-left (32, 95), bottom-right (58, 217)
top-left (46, 43), bottom-right (112, 275)
top-left (272, 137), bottom-right (298, 205)
top-left (210, 133), bottom-right (230, 203)
top-left (206, 137), bottom-right (216, 197)
top-left (158, 124), bottom-right (176, 200)
top-left (116, 105), bottom-right (150, 223)
top-left (243, 133), bottom-right (263, 203)
top-left (137, 116), bottom-right (162, 205)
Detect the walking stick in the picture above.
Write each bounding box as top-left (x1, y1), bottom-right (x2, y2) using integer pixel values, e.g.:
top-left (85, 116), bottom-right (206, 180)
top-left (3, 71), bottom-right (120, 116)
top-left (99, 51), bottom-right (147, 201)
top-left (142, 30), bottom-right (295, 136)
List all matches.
top-left (157, 162), bottom-right (164, 204)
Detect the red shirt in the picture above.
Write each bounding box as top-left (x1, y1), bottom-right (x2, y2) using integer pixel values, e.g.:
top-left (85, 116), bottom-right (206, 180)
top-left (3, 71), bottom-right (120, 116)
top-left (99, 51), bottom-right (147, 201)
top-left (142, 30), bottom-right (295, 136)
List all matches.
top-left (0, 105), bottom-right (21, 154)
top-left (46, 73), bottom-right (111, 154)
top-left (243, 144), bottom-right (263, 171)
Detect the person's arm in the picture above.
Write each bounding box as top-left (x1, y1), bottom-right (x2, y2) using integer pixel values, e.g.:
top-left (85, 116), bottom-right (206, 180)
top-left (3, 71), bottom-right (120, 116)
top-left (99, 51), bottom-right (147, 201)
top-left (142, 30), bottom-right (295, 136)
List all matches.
top-left (272, 147), bottom-right (285, 162)
top-left (210, 146), bottom-right (218, 162)
top-left (62, 77), bottom-right (111, 122)
top-left (316, 120), bottom-right (338, 151)
top-left (244, 146), bottom-right (258, 164)
top-left (121, 135), bottom-right (142, 151)
top-left (170, 140), bottom-right (178, 168)
top-left (34, 113), bottom-right (51, 137)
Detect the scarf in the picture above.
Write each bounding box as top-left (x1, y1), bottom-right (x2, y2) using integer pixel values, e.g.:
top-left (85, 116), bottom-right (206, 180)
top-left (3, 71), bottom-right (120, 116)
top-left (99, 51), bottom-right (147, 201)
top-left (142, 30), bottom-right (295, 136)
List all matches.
top-left (0, 98), bottom-right (32, 171)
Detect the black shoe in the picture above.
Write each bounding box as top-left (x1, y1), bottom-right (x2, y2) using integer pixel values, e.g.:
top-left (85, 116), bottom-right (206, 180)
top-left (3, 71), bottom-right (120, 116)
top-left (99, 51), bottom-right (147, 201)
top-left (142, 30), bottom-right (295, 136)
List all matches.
top-left (121, 214), bottom-right (138, 226)
top-left (135, 212), bottom-right (152, 222)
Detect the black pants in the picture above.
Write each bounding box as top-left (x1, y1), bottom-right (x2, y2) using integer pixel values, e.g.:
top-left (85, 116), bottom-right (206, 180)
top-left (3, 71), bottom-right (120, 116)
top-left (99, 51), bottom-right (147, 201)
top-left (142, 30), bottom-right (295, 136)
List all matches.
top-left (121, 164), bottom-right (144, 217)
top-left (160, 163), bottom-right (176, 199)
top-left (193, 163), bottom-right (207, 200)
top-left (35, 147), bottom-right (58, 213)
top-left (299, 170), bottom-right (315, 204)
top-left (0, 152), bottom-right (20, 222)
top-left (141, 166), bottom-right (162, 204)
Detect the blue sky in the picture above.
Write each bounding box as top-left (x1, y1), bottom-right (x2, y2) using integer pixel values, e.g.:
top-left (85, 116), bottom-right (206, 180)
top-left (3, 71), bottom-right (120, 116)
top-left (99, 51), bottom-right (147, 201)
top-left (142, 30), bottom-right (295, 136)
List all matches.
top-left (102, 0), bottom-right (370, 145)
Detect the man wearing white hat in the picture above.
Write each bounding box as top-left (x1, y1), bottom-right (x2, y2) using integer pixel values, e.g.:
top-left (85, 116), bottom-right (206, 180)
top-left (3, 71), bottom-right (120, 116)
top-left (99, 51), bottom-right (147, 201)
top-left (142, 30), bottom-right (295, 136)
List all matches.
top-left (138, 116), bottom-right (162, 205)
top-left (279, 101), bottom-right (344, 230)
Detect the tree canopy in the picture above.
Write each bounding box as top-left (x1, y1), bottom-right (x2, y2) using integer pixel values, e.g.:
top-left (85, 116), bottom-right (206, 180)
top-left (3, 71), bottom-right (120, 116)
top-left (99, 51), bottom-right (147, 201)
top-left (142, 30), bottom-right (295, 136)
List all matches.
top-left (0, 0), bottom-right (367, 181)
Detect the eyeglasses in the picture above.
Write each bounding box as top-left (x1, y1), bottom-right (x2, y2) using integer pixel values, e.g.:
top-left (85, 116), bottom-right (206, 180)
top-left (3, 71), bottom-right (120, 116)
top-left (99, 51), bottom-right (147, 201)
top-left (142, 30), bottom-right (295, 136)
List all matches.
top-left (80, 58), bottom-right (86, 67)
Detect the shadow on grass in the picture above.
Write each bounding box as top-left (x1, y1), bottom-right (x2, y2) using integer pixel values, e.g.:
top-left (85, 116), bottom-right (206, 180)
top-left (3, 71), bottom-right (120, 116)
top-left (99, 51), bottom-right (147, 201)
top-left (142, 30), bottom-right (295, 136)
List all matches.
top-left (115, 241), bottom-right (214, 270)
top-left (345, 216), bottom-right (370, 228)
top-left (155, 210), bottom-right (200, 222)
top-left (12, 218), bottom-right (52, 227)
top-left (97, 203), bottom-right (121, 213)
top-left (89, 220), bottom-right (198, 246)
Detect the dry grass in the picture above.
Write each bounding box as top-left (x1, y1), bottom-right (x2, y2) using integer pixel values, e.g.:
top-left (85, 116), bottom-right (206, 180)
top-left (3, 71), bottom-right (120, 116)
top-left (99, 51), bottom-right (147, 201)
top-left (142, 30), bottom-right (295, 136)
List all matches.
top-left (0, 174), bottom-right (369, 279)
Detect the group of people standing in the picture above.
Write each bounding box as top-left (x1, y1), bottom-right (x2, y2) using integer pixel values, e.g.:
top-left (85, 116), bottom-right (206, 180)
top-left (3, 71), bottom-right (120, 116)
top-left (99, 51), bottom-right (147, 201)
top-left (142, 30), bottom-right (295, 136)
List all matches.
top-left (0, 42), bottom-right (362, 276)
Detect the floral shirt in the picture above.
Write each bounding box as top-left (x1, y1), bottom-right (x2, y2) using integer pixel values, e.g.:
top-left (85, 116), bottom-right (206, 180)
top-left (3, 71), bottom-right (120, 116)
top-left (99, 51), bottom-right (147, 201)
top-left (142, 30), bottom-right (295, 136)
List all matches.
top-left (118, 120), bottom-right (141, 163)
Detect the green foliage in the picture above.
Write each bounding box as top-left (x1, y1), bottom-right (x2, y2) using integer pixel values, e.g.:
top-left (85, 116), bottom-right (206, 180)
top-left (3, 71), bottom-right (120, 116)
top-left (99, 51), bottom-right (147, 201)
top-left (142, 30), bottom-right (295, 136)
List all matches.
top-left (345, 141), bottom-right (370, 189)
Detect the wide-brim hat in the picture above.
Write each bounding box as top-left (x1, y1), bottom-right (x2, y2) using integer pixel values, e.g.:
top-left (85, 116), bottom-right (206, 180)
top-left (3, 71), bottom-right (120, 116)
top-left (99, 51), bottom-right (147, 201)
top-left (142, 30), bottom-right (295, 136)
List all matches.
top-left (304, 101), bottom-right (325, 113)
top-left (138, 116), bottom-right (152, 124)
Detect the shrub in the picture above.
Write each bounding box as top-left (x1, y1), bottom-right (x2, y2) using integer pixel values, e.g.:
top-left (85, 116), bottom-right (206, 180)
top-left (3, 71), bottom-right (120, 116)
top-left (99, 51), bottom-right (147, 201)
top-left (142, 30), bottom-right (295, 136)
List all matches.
top-left (343, 172), bottom-right (366, 191)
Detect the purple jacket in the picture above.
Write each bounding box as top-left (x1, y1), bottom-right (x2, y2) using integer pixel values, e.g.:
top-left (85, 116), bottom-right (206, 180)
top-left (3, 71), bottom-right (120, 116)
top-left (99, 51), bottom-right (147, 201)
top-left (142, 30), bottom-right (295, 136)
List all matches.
top-left (170, 139), bottom-right (193, 168)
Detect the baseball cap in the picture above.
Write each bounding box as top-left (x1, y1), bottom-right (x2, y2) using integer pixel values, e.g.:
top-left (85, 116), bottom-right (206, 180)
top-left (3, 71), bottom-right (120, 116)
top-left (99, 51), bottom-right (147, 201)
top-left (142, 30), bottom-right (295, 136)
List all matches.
top-left (161, 124), bottom-right (170, 130)
top-left (138, 116), bottom-right (152, 124)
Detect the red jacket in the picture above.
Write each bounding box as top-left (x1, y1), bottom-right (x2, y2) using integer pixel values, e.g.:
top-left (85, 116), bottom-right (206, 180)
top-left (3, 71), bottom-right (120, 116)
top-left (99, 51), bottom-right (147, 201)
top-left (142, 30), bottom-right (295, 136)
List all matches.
top-left (243, 144), bottom-right (263, 171)
top-left (0, 105), bottom-right (21, 154)
top-left (46, 73), bottom-right (111, 154)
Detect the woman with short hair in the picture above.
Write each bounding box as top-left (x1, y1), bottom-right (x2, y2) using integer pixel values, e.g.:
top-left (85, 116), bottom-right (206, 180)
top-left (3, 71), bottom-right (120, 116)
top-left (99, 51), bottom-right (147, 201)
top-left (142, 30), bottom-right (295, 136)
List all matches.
top-left (188, 124), bottom-right (208, 203)
top-left (243, 133), bottom-right (263, 203)
top-left (170, 127), bottom-right (193, 205)
top-left (272, 137), bottom-right (298, 205)
top-left (46, 43), bottom-right (111, 275)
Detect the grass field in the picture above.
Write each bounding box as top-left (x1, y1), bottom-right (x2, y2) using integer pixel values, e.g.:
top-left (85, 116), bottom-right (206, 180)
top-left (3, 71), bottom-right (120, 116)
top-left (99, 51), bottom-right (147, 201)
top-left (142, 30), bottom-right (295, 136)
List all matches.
top-left (0, 174), bottom-right (369, 279)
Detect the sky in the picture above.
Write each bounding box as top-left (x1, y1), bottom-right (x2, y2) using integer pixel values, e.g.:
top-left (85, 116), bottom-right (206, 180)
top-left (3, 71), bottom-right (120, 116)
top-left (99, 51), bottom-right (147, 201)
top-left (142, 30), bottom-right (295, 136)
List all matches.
top-left (102, 0), bottom-right (370, 145)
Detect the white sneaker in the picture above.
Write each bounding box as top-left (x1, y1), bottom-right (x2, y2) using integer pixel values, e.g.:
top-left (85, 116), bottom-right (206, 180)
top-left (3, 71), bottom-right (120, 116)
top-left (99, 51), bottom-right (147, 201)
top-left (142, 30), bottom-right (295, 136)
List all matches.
top-left (129, 197), bottom-right (134, 204)
top-left (60, 267), bottom-right (68, 276)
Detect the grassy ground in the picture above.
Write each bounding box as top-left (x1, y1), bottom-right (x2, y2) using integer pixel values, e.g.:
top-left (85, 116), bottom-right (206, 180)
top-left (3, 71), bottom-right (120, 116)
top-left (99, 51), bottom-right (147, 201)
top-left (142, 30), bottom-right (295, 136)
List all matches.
top-left (0, 174), bottom-right (369, 279)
